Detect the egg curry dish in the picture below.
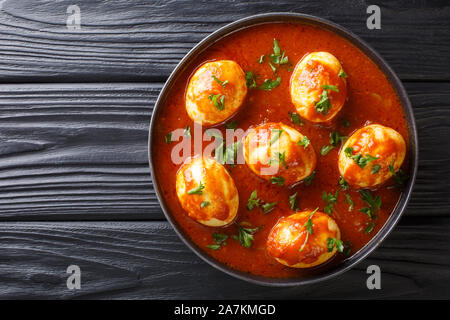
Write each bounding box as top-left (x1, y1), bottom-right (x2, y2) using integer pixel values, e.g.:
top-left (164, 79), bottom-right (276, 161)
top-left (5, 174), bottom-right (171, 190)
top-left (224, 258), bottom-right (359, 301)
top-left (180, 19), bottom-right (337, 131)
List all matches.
top-left (152, 22), bottom-right (410, 278)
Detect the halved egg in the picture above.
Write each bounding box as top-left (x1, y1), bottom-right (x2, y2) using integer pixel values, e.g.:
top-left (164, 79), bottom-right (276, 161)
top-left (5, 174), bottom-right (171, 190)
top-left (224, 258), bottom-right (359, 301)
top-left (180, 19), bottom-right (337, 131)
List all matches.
top-left (176, 156), bottom-right (239, 227)
top-left (243, 122), bottom-right (316, 186)
top-left (290, 52), bottom-right (347, 123)
top-left (338, 124), bottom-right (406, 188)
top-left (185, 60), bottom-right (247, 126)
top-left (266, 210), bottom-right (341, 268)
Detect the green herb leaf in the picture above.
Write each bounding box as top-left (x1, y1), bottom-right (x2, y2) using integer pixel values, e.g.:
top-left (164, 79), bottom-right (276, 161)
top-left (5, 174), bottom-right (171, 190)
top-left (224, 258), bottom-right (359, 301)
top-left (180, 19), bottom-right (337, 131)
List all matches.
top-left (206, 244), bottom-right (220, 250)
top-left (339, 177), bottom-right (349, 191)
top-left (338, 69), bottom-right (348, 78)
top-left (314, 89), bottom-right (331, 115)
top-left (304, 207), bottom-right (319, 235)
top-left (268, 61), bottom-right (277, 73)
top-left (289, 192), bottom-right (298, 211)
top-left (330, 131), bottom-right (347, 146)
top-left (234, 226), bottom-right (260, 248)
top-left (201, 201), bottom-right (210, 208)
top-left (184, 125), bottom-right (191, 137)
top-left (289, 112), bottom-right (304, 126)
top-left (371, 164), bottom-right (381, 174)
top-left (345, 193), bottom-right (354, 211)
top-left (208, 93), bottom-right (225, 110)
top-left (344, 147), bottom-right (378, 169)
top-left (245, 71), bottom-right (257, 88)
top-left (262, 202), bottom-right (278, 214)
top-left (322, 84), bottom-right (339, 92)
top-left (320, 145), bottom-right (334, 156)
top-left (187, 181), bottom-right (205, 195)
top-left (269, 152), bottom-right (286, 166)
top-left (341, 119), bottom-right (350, 127)
top-left (269, 38), bottom-right (289, 66)
top-left (259, 77), bottom-right (281, 90)
top-left (213, 233), bottom-right (228, 244)
top-left (259, 55), bottom-right (265, 64)
top-left (327, 237), bottom-right (344, 252)
top-left (270, 128), bottom-right (283, 145)
top-left (225, 120), bottom-right (238, 130)
top-left (206, 232), bottom-right (229, 250)
top-left (297, 136), bottom-right (310, 149)
top-left (343, 240), bottom-right (352, 256)
top-left (212, 75), bottom-right (228, 87)
top-left (273, 38), bottom-right (281, 56)
top-left (322, 190), bottom-right (339, 215)
top-left (247, 190), bottom-right (260, 210)
top-left (164, 132), bottom-right (172, 144)
top-left (359, 189), bottom-right (381, 219)
top-left (315, 85), bottom-right (339, 115)
top-left (304, 171), bottom-right (316, 186)
top-left (389, 162), bottom-right (409, 187)
top-left (270, 176), bottom-right (285, 186)
top-left (364, 222), bottom-right (375, 234)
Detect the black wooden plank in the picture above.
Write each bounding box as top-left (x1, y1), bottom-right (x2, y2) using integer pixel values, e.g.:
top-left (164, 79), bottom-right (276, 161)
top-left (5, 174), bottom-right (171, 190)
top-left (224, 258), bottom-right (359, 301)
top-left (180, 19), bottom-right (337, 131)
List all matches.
top-left (0, 0), bottom-right (448, 82)
top-left (0, 81), bottom-right (447, 220)
top-left (0, 218), bottom-right (448, 299)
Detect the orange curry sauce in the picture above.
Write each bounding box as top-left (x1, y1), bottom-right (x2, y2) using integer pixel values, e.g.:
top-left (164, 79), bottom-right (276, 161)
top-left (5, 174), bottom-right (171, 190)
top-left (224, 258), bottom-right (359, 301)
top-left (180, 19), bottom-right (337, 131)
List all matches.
top-left (152, 23), bottom-right (409, 278)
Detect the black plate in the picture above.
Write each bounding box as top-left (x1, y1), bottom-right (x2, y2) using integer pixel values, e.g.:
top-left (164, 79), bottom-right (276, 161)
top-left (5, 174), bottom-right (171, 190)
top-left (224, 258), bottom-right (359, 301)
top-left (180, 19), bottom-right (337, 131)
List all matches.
top-left (148, 13), bottom-right (419, 286)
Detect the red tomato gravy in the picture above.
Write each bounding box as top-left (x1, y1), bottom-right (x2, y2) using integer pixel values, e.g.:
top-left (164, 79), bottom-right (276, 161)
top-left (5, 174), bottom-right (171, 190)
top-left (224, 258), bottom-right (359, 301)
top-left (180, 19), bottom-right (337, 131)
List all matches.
top-left (152, 22), bottom-right (409, 278)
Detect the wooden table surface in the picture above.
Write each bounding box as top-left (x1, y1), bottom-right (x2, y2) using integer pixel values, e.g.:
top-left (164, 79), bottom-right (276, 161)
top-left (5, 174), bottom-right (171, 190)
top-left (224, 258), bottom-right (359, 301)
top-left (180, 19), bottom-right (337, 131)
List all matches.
top-left (0, 0), bottom-right (449, 299)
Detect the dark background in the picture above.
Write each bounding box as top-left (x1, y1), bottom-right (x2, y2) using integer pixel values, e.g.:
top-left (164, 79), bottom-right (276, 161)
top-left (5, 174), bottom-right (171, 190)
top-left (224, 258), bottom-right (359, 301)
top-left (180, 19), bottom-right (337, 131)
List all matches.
top-left (0, 0), bottom-right (448, 299)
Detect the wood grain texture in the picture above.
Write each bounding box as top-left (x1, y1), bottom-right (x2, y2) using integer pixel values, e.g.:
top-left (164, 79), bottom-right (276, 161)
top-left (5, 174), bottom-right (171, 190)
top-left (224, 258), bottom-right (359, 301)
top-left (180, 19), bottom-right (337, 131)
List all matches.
top-left (0, 82), bottom-right (447, 220)
top-left (0, 0), bottom-right (448, 82)
top-left (0, 218), bottom-right (449, 299)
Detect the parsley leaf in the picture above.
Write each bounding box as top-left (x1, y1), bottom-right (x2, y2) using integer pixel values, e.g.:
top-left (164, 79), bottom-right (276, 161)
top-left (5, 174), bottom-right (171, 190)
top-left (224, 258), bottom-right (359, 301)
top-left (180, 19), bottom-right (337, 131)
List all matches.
top-left (289, 112), bottom-right (304, 126)
top-left (371, 164), bottom-right (381, 174)
top-left (262, 202), bottom-right (278, 214)
top-left (338, 69), bottom-right (348, 78)
top-left (164, 132), bottom-right (172, 144)
top-left (184, 125), bottom-right (191, 137)
top-left (321, 131), bottom-right (346, 156)
top-left (212, 75), bottom-right (228, 87)
top-left (303, 171), bottom-right (316, 186)
top-left (341, 119), bottom-right (350, 127)
top-left (364, 222), bottom-right (375, 234)
top-left (359, 189), bottom-right (381, 219)
top-left (270, 176), bottom-right (285, 186)
top-left (205, 244), bottom-right (220, 250)
top-left (206, 232), bottom-right (229, 250)
top-left (345, 193), bottom-right (354, 211)
top-left (322, 190), bottom-right (339, 215)
top-left (269, 152), bottom-right (286, 166)
top-left (289, 192), bottom-right (298, 211)
top-left (305, 207), bottom-right (319, 235)
top-left (258, 54), bottom-right (265, 64)
top-left (234, 226), bottom-right (260, 248)
top-left (269, 39), bottom-right (289, 65)
top-left (247, 190), bottom-right (260, 210)
top-left (339, 176), bottom-right (349, 191)
top-left (245, 71), bottom-right (257, 88)
top-left (320, 145), bottom-right (334, 156)
top-left (259, 77), bottom-right (281, 90)
top-left (187, 181), bottom-right (205, 195)
top-left (297, 136), bottom-right (310, 149)
top-left (389, 162), bottom-right (409, 187)
top-left (208, 93), bottom-right (225, 110)
top-left (270, 128), bottom-right (283, 145)
top-left (327, 237), bottom-right (344, 252)
top-left (344, 147), bottom-right (378, 169)
top-left (315, 84), bottom-right (339, 115)
top-left (201, 201), bottom-right (210, 208)
top-left (225, 120), bottom-right (238, 130)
